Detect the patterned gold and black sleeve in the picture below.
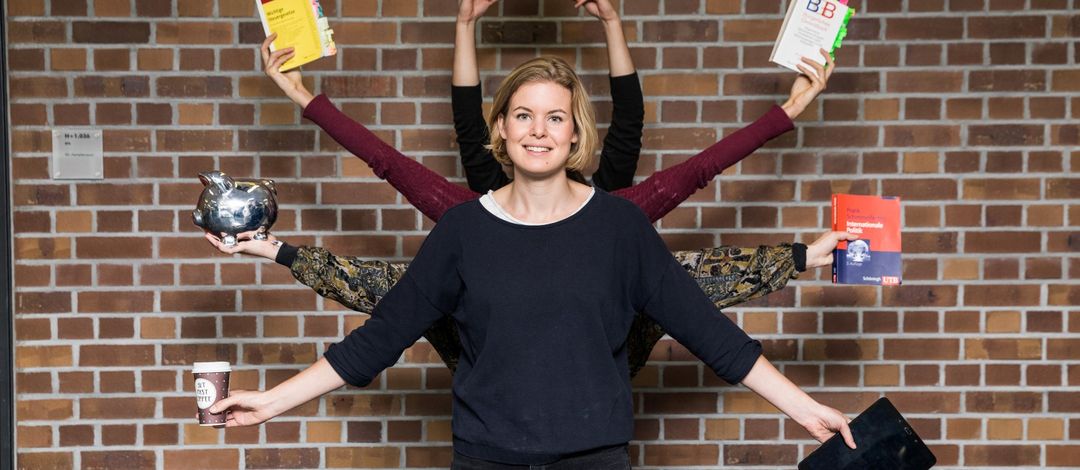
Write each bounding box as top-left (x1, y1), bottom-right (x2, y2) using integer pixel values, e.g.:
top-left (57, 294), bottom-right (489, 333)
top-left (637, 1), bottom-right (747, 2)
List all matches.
top-left (625, 244), bottom-right (800, 378)
top-left (290, 246), bottom-right (463, 372)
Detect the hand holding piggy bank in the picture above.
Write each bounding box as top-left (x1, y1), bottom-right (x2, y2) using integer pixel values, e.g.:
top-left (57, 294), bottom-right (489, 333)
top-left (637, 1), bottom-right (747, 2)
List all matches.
top-left (192, 171), bottom-right (278, 246)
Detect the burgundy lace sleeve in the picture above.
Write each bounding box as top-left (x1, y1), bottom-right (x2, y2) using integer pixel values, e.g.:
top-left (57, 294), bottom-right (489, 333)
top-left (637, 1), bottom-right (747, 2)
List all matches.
top-left (302, 94), bottom-right (477, 222)
top-left (613, 105), bottom-right (794, 222)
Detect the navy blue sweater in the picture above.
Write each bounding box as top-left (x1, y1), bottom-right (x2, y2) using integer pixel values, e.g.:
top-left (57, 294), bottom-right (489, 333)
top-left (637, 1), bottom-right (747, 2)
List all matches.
top-left (323, 191), bottom-right (762, 464)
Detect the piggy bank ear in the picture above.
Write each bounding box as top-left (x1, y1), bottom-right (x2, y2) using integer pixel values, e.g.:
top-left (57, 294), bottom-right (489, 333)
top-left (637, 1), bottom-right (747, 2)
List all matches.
top-left (260, 179), bottom-right (277, 195)
top-left (198, 172), bottom-right (213, 187)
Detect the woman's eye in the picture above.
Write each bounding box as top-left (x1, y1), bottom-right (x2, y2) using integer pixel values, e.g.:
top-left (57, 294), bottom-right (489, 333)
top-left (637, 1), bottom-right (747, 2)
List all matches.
top-left (549, 116), bottom-right (563, 123)
top-left (516, 113), bottom-right (530, 121)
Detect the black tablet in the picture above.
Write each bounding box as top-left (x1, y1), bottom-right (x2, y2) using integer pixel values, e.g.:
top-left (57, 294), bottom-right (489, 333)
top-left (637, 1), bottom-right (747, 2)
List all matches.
top-left (799, 397), bottom-right (936, 470)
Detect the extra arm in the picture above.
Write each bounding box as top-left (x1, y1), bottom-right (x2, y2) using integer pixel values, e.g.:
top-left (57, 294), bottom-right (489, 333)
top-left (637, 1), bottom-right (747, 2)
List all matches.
top-left (674, 243), bottom-right (805, 309)
top-left (453, 1), bottom-right (509, 193)
top-left (280, 244), bottom-right (405, 314)
top-left (278, 244), bottom-right (464, 372)
top-left (303, 95), bottom-right (477, 222)
top-left (613, 106), bottom-right (794, 222)
top-left (585, 0), bottom-right (642, 191)
top-left (625, 243), bottom-right (804, 377)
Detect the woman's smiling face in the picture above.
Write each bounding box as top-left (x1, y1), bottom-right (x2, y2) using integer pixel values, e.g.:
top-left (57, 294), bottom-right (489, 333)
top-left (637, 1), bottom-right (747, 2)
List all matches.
top-left (497, 80), bottom-right (579, 179)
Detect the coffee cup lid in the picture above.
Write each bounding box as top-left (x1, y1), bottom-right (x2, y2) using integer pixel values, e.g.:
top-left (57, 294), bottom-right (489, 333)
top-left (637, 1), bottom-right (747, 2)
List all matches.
top-left (192, 361), bottom-right (231, 373)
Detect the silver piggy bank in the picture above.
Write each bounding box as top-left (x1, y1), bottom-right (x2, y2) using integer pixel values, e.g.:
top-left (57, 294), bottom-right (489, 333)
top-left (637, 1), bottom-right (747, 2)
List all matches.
top-left (192, 171), bottom-right (278, 246)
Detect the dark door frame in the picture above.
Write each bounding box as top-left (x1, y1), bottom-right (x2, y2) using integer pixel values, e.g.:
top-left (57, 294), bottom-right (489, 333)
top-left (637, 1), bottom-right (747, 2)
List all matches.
top-left (2, 0), bottom-right (16, 467)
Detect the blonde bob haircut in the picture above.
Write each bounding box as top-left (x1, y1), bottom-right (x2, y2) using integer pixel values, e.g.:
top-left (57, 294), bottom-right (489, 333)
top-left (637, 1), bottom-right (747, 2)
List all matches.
top-left (487, 56), bottom-right (599, 176)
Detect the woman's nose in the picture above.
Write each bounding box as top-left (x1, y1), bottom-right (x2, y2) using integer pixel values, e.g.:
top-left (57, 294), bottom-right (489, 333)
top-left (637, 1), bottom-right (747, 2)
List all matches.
top-left (530, 121), bottom-right (545, 138)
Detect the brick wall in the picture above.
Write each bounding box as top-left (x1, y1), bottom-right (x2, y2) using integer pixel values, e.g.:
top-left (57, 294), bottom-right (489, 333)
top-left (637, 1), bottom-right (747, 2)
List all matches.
top-left (7, 0), bottom-right (1078, 468)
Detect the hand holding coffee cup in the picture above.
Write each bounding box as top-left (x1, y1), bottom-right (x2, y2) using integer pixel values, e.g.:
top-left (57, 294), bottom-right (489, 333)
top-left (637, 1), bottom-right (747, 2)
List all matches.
top-left (192, 362), bottom-right (231, 426)
top-left (207, 390), bottom-right (277, 427)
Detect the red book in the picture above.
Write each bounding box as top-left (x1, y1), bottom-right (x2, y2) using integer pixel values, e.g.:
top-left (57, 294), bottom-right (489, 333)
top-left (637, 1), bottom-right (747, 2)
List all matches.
top-left (832, 194), bottom-right (902, 286)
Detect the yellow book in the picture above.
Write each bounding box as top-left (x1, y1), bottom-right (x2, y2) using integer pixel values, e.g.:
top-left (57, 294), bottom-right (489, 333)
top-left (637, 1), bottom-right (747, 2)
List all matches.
top-left (256, 0), bottom-right (336, 71)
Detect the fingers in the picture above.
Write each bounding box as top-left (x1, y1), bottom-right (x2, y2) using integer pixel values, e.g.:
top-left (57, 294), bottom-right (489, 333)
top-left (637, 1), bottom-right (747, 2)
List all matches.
top-left (208, 394), bottom-right (240, 414)
top-left (266, 49), bottom-right (296, 73)
top-left (794, 63), bottom-right (819, 84)
top-left (839, 419), bottom-right (857, 449)
top-left (800, 56), bottom-right (826, 87)
top-left (824, 230), bottom-right (856, 242)
top-left (820, 48), bottom-right (836, 79)
top-left (204, 232), bottom-right (242, 254)
top-left (234, 230), bottom-right (260, 241)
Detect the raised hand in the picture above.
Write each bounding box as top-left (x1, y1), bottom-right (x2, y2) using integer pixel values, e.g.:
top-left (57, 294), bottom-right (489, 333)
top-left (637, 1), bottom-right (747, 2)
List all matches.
top-left (805, 231), bottom-right (858, 269)
top-left (575, 0), bottom-right (619, 22)
top-left (781, 48), bottom-right (836, 120)
top-left (204, 230), bottom-right (282, 261)
top-left (260, 33), bottom-right (314, 108)
top-left (457, 0), bottom-right (499, 24)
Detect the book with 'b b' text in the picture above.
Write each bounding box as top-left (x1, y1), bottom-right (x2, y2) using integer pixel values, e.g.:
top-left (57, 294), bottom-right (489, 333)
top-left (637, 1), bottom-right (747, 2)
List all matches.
top-left (770, 0), bottom-right (855, 73)
top-left (832, 194), bottom-right (902, 286)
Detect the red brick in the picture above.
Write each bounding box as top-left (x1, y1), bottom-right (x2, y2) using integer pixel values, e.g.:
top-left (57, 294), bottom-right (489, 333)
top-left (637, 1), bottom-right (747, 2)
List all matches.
top-left (9, 21), bottom-right (67, 43)
top-left (82, 451), bottom-right (154, 468)
top-left (72, 21), bottom-right (150, 43)
top-left (970, 16), bottom-right (1047, 37)
top-left (887, 72), bottom-right (963, 92)
top-left (76, 237), bottom-right (152, 258)
top-left (17, 452), bottom-right (73, 470)
top-left (969, 392), bottom-right (1043, 413)
top-left (161, 291), bottom-right (236, 312)
top-left (965, 284), bottom-right (1041, 306)
top-left (723, 444), bottom-right (796, 466)
top-left (164, 450), bottom-right (241, 470)
top-left (644, 444), bottom-right (719, 466)
top-left (80, 345), bottom-right (154, 366)
top-left (161, 344), bottom-right (238, 365)
top-left (643, 20), bottom-right (718, 42)
top-left (245, 448), bottom-right (321, 469)
top-left (883, 339), bottom-right (959, 360)
top-left (885, 17), bottom-right (964, 39)
top-left (15, 292), bottom-right (72, 313)
top-left (965, 445), bottom-right (1040, 466)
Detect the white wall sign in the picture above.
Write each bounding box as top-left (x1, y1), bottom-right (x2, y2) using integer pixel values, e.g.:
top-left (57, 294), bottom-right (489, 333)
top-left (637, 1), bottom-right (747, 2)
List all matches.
top-left (52, 129), bottom-right (104, 180)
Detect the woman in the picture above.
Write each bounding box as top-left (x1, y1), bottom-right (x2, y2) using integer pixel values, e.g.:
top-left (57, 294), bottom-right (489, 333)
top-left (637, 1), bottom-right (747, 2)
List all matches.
top-left (212, 57), bottom-right (855, 468)
top-left (453, 0), bottom-right (644, 193)
top-left (219, 3), bottom-right (837, 376)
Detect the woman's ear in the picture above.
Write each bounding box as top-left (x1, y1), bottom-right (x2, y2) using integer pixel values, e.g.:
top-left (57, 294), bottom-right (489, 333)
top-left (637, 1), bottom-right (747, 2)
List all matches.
top-left (497, 114), bottom-right (507, 139)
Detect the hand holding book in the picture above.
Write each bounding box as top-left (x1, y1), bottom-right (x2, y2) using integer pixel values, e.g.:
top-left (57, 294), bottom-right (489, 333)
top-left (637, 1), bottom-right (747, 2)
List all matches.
top-left (261, 33), bottom-right (315, 109)
top-left (805, 230), bottom-right (859, 270)
top-left (781, 48), bottom-right (834, 120)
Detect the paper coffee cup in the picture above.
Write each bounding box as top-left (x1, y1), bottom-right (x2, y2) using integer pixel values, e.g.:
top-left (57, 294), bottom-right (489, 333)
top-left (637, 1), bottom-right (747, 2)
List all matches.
top-left (192, 361), bottom-right (231, 426)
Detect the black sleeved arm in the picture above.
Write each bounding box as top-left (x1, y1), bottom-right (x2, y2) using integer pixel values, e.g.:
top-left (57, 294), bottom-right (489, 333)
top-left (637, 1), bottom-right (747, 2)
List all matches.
top-left (452, 84), bottom-right (510, 193)
top-left (631, 212), bottom-right (762, 385)
top-left (592, 73), bottom-right (644, 192)
top-left (323, 214), bottom-right (463, 387)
